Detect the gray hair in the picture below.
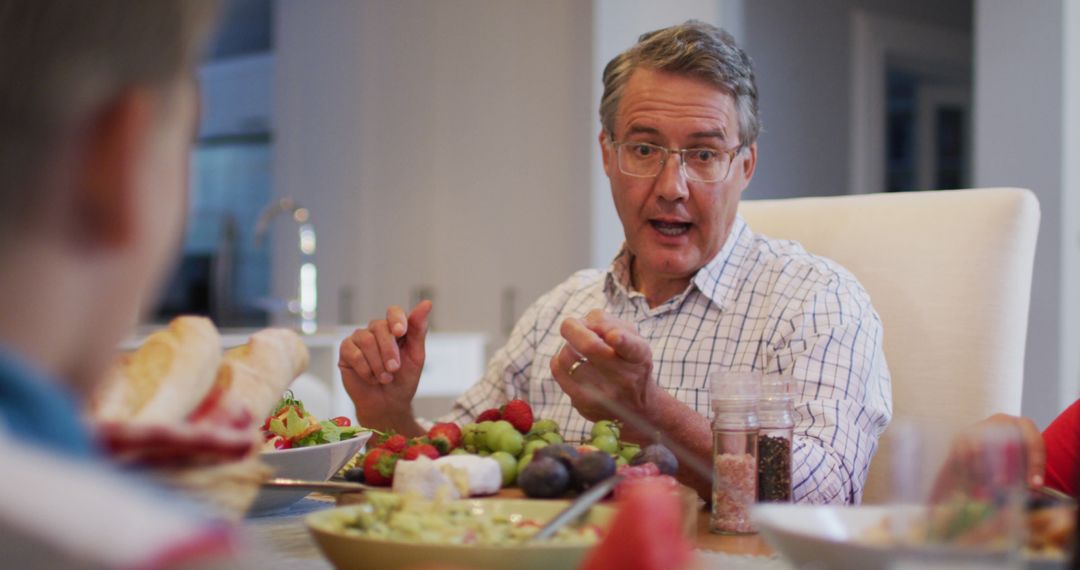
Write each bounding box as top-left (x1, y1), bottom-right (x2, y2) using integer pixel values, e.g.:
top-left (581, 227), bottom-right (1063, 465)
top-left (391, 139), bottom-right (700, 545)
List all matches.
top-left (600, 20), bottom-right (760, 148)
top-left (0, 0), bottom-right (220, 233)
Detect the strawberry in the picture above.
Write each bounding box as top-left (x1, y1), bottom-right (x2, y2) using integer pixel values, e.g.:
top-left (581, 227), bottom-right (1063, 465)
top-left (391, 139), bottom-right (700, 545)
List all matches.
top-left (427, 423), bottom-right (462, 455)
top-left (402, 443), bottom-right (439, 461)
top-left (500, 399), bottom-right (534, 434)
top-left (363, 448), bottom-right (398, 486)
top-left (379, 434), bottom-right (408, 453)
top-left (477, 408), bottom-right (502, 423)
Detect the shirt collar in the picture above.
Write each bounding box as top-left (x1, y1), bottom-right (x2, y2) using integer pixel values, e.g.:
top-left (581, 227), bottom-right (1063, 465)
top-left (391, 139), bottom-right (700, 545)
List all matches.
top-left (0, 346), bottom-right (98, 459)
top-left (692, 215), bottom-right (754, 310)
top-left (604, 215), bottom-right (753, 312)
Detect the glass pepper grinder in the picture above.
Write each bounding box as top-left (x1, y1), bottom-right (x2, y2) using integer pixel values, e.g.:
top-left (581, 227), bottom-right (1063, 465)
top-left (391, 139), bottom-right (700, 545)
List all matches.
top-left (757, 377), bottom-right (794, 503)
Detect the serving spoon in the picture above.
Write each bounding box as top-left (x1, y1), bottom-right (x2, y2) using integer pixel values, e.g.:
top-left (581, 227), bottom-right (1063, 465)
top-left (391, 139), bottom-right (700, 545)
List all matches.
top-left (529, 474), bottom-right (623, 542)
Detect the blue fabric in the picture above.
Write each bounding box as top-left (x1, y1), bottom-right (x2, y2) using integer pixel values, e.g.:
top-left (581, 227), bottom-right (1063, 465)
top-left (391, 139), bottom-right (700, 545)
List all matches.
top-left (0, 347), bottom-right (97, 458)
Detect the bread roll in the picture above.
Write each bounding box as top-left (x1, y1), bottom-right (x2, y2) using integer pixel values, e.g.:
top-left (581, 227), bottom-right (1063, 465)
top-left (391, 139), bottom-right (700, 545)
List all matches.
top-left (213, 328), bottom-right (309, 421)
top-left (91, 316), bottom-right (222, 423)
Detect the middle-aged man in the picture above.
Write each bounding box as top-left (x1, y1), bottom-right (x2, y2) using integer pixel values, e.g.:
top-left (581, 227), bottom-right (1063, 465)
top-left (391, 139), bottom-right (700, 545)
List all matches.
top-left (340, 21), bottom-right (893, 503)
top-left (0, 2), bottom-right (243, 568)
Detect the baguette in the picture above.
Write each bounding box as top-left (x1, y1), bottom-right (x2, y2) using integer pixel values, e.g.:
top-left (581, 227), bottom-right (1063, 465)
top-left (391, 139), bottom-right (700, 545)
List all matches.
top-left (91, 316), bottom-right (222, 423)
top-left (212, 328), bottom-right (309, 422)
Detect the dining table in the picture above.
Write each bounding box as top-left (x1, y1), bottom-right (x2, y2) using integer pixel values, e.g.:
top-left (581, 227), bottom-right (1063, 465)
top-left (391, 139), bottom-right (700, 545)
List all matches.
top-left (241, 495), bottom-right (795, 570)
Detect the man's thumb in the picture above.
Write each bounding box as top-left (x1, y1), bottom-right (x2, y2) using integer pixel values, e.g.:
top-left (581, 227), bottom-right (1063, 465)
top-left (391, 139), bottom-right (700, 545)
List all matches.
top-left (404, 300), bottom-right (433, 356)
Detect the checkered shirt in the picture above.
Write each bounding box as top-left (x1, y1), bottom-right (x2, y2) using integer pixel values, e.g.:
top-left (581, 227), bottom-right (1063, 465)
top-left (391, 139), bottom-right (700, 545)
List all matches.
top-left (441, 215), bottom-right (893, 504)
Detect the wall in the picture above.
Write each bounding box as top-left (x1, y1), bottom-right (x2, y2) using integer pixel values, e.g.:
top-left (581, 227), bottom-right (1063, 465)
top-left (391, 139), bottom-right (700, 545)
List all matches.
top-left (975, 0), bottom-right (1080, 426)
top-left (273, 1), bottom-right (594, 347)
top-left (742, 0), bottom-right (972, 201)
top-left (1064, 0), bottom-right (1080, 418)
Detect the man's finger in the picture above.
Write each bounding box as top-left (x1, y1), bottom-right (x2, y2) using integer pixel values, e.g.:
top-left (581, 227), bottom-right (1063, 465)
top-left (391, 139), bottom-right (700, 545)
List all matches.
top-left (1017, 417), bottom-right (1046, 487)
top-left (408, 300), bottom-right (433, 337)
top-left (387, 305), bottom-right (408, 337)
top-left (355, 328), bottom-right (390, 383)
top-left (560, 318), bottom-right (616, 361)
top-left (603, 327), bottom-right (651, 364)
top-left (339, 339), bottom-right (375, 383)
top-left (548, 352), bottom-right (580, 398)
top-left (402, 300), bottom-right (433, 362)
top-left (370, 320), bottom-right (402, 374)
top-left (583, 309), bottom-right (635, 336)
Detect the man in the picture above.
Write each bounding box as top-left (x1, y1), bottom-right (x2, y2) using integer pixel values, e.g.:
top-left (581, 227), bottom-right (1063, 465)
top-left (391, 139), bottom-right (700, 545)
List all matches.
top-left (340, 21), bottom-right (892, 504)
top-left (0, 2), bottom-right (233, 567)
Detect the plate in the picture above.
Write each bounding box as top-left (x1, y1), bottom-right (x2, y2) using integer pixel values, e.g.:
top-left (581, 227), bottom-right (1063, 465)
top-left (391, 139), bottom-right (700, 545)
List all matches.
top-left (306, 498), bottom-right (614, 570)
top-left (248, 433), bottom-right (370, 515)
top-left (751, 503), bottom-right (1068, 570)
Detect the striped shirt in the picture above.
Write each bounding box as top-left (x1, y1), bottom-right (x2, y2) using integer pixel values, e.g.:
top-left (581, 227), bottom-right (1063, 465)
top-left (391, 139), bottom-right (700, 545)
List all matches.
top-left (443, 215), bottom-right (893, 504)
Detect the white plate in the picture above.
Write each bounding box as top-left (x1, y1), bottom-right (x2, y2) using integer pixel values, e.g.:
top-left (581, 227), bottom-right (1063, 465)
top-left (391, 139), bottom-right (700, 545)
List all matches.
top-left (751, 503), bottom-right (1066, 570)
top-left (248, 433), bottom-right (370, 516)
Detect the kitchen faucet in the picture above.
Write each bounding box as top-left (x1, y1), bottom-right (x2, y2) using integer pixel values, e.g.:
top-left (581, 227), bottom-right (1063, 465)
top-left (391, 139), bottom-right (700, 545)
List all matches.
top-left (254, 198), bottom-right (317, 334)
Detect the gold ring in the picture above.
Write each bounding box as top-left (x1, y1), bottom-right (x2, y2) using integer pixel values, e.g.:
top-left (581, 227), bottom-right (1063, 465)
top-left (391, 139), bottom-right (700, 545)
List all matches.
top-left (568, 356), bottom-right (589, 376)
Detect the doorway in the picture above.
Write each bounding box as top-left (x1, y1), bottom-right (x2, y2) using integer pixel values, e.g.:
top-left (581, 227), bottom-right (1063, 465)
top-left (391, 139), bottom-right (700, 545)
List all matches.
top-left (850, 9), bottom-right (972, 194)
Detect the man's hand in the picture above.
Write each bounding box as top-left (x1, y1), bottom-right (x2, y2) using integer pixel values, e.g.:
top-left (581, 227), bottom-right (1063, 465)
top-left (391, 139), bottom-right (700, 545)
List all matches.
top-left (549, 309), bottom-right (657, 427)
top-left (974, 413), bottom-right (1046, 489)
top-left (931, 413), bottom-right (1046, 502)
top-left (338, 300), bottom-right (432, 436)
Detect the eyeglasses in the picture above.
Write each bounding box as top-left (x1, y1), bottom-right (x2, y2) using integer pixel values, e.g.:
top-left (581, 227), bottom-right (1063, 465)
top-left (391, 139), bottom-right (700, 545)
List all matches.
top-left (611, 139), bottom-right (743, 183)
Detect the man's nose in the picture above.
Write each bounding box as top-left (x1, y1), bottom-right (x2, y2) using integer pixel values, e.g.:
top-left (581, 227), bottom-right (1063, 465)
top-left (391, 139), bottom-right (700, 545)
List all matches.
top-left (654, 153), bottom-right (690, 201)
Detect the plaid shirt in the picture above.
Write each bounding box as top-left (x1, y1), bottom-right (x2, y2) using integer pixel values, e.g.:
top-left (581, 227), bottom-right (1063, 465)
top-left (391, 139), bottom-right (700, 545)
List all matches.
top-left (442, 215), bottom-right (893, 504)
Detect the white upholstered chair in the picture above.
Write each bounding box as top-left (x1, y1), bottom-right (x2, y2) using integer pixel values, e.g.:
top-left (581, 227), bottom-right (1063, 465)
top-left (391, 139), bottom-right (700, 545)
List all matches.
top-left (737, 188), bottom-right (1040, 503)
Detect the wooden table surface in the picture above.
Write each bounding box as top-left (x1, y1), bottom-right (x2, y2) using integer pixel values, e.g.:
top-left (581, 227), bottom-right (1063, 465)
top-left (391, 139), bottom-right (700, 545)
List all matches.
top-left (693, 510), bottom-right (774, 556)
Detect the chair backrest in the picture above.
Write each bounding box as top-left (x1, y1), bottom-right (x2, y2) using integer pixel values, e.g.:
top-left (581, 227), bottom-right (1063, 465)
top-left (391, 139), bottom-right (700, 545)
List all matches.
top-left (737, 188), bottom-right (1040, 503)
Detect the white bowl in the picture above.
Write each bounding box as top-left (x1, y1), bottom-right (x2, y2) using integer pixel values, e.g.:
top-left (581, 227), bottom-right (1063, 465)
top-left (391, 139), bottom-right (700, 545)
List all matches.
top-left (751, 503), bottom-right (1063, 570)
top-left (248, 433), bottom-right (370, 516)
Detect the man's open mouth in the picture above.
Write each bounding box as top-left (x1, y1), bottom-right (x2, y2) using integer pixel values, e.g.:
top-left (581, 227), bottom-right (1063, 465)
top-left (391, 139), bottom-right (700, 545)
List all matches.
top-left (650, 219), bottom-right (692, 237)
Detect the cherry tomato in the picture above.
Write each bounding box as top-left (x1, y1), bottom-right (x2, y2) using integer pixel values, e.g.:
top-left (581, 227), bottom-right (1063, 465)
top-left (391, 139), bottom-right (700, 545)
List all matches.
top-left (331, 416), bottom-right (351, 427)
top-left (274, 438), bottom-right (293, 450)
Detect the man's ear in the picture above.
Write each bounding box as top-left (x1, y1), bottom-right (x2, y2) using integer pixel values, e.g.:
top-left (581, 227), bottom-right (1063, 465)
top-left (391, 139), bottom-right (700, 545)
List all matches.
top-left (598, 130), bottom-right (614, 178)
top-left (74, 89), bottom-right (156, 249)
top-left (738, 143), bottom-right (758, 192)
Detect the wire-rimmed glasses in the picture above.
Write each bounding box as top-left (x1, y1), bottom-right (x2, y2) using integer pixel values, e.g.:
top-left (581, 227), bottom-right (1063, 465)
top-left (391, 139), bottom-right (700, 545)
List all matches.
top-left (612, 140), bottom-right (743, 183)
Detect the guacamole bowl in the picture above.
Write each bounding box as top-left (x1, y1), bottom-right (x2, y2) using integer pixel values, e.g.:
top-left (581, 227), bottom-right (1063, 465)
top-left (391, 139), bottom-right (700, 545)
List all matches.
top-left (306, 496), bottom-right (616, 570)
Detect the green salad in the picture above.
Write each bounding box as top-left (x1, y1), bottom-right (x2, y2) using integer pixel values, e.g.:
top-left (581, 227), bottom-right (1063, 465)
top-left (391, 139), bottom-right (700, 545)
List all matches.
top-left (261, 391), bottom-right (366, 450)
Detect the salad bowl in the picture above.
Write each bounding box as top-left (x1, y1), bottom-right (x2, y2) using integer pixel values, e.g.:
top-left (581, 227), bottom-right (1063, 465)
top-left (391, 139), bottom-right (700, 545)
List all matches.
top-left (248, 433), bottom-right (371, 515)
top-left (248, 392), bottom-right (372, 515)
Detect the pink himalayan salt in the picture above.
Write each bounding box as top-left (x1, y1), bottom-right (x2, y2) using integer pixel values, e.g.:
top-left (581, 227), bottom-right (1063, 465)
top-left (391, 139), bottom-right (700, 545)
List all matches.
top-left (711, 453), bottom-right (757, 533)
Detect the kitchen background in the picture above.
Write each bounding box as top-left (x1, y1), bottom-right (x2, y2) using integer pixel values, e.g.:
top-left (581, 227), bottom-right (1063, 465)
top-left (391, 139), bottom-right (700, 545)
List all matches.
top-left (163, 0), bottom-right (1080, 428)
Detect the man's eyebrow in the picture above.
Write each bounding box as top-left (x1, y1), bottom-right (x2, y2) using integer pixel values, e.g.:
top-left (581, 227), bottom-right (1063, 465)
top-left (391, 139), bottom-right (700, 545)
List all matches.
top-left (689, 130), bottom-right (727, 140)
top-left (625, 125), bottom-right (661, 136)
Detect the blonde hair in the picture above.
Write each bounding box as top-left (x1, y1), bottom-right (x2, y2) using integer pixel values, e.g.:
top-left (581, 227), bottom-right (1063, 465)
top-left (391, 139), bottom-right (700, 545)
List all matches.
top-left (0, 0), bottom-right (220, 231)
